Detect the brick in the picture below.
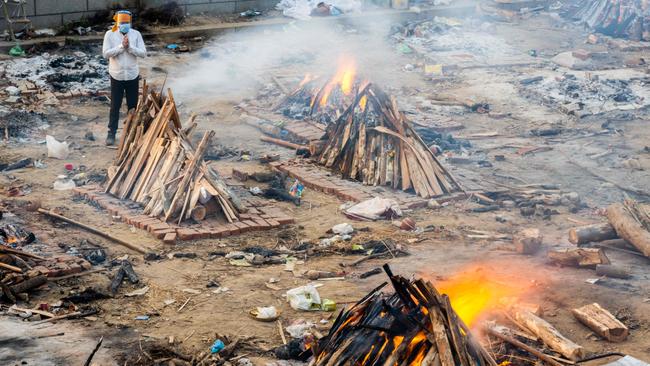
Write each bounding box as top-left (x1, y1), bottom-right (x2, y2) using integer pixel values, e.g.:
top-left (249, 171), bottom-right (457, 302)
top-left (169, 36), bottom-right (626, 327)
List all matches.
top-left (138, 218), bottom-right (160, 230)
top-left (234, 221), bottom-right (250, 233)
top-left (210, 226), bottom-right (231, 238)
top-left (253, 219), bottom-right (271, 230)
top-left (572, 49), bottom-right (591, 61)
top-left (225, 223), bottom-right (240, 235)
top-left (152, 228), bottom-right (176, 240)
top-left (241, 220), bottom-right (259, 233)
top-left (266, 219), bottom-right (281, 228)
top-left (195, 229), bottom-right (211, 239)
top-left (232, 168), bottom-right (249, 181)
top-left (276, 216), bottom-right (295, 225)
top-left (67, 262), bottom-right (82, 275)
top-left (147, 222), bottom-right (170, 233)
top-left (177, 228), bottom-right (199, 241)
top-left (163, 232), bottom-right (177, 244)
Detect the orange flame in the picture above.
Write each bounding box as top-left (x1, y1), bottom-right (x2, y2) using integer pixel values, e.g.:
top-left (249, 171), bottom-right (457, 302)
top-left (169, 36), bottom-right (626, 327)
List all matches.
top-left (318, 56), bottom-right (357, 107)
top-left (430, 263), bottom-right (541, 327)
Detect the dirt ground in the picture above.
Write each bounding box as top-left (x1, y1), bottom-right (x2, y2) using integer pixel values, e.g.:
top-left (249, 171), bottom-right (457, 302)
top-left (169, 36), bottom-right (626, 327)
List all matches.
top-left (1, 5), bottom-right (650, 366)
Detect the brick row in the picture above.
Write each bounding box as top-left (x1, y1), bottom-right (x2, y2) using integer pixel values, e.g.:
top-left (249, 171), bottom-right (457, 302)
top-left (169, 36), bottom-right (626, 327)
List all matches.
top-left (80, 187), bottom-right (295, 242)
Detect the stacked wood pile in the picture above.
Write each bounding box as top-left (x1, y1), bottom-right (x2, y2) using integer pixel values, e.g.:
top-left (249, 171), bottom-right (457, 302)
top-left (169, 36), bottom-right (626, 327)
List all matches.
top-left (0, 245), bottom-right (47, 303)
top-left (562, 0), bottom-right (649, 40)
top-left (315, 84), bottom-right (462, 198)
top-left (313, 264), bottom-right (496, 366)
top-left (105, 82), bottom-right (241, 224)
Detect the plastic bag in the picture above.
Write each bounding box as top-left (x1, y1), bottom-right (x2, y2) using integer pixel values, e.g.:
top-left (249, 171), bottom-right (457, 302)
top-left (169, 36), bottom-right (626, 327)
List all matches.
top-left (46, 135), bottom-right (69, 159)
top-left (53, 176), bottom-right (76, 190)
top-left (256, 306), bottom-right (278, 320)
top-left (286, 284), bottom-right (321, 311)
top-left (332, 223), bottom-right (353, 235)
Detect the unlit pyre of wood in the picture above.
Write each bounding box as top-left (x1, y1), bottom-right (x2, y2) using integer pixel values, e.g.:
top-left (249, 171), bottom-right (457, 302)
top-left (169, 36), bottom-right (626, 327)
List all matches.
top-left (562, 0), bottom-right (649, 40)
top-left (316, 83), bottom-right (461, 198)
top-left (313, 264), bottom-right (496, 366)
top-left (105, 81), bottom-right (240, 224)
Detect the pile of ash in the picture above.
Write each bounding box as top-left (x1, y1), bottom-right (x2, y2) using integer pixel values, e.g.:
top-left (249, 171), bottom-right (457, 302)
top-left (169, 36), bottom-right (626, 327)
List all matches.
top-left (4, 51), bottom-right (108, 93)
top-left (414, 127), bottom-right (471, 153)
top-left (520, 73), bottom-right (650, 115)
top-left (0, 110), bottom-right (49, 139)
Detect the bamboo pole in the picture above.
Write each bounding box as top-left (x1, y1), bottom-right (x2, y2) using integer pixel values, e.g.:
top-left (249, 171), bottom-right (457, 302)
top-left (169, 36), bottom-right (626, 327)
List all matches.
top-left (37, 209), bottom-right (149, 255)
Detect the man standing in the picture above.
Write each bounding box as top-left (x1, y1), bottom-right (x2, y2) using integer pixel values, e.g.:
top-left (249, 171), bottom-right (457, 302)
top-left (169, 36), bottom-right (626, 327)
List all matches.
top-left (102, 10), bottom-right (146, 145)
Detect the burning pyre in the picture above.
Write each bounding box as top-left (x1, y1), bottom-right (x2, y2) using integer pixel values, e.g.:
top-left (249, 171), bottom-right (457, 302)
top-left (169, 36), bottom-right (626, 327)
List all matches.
top-left (315, 83), bottom-right (462, 198)
top-left (276, 57), bottom-right (361, 124)
top-left (313, 265), bottom-right (497, 366)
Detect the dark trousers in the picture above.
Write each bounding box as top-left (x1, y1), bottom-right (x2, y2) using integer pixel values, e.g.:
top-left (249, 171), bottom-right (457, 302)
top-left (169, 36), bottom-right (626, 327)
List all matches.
top-left (108, 75), bottom-right (139, 134)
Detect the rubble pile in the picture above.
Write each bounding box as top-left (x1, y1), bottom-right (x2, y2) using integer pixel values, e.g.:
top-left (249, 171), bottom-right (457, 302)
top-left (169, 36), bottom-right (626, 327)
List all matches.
top-left (562, 0), bottom-right (650, 41)
top-left (519, 73), bottom-right (650, 115)
top-left (391, 17), bottom-right (519, 65)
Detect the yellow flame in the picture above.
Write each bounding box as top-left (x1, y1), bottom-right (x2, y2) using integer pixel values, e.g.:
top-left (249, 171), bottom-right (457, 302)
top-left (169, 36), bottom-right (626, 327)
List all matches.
top-left (359, 95), bottom-right (368, 111)
top-left (318, 56), bottom-right (357, 107)
top-left (434, 265), bottom-right (536, 327)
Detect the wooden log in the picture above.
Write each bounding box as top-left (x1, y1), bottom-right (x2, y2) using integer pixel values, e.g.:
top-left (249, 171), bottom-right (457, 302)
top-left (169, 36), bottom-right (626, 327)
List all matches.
top-left (568, 223), bottom-right (618, 245)
top-left (260, 136), bottom-right (307, 150)
top-left (513, 228), bottom-right (542, 254)
top-left (513, 309), bottom-right (585, 360)
top-left (607, 203), bottom-right (650, 258)
top-left (595, 264), bottom-right (631, 279)
top-left (572, 303), bottom-right (628, 342)
top-left (190, 205), bottom-right (207, 221)
top-left (37, 208), bottom-right (150, 255)
top-left (10, 275), bottom-right (47, 294)
top-left (548, 248), bottom-right (610, 268)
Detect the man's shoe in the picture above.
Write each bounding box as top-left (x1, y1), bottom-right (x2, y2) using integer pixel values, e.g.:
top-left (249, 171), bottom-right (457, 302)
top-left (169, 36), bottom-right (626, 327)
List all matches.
top-left (105, 132), bottom-right (116, 146)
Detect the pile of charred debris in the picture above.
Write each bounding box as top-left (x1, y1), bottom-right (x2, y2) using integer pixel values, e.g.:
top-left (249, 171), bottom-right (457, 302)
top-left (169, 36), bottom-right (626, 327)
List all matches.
top-left (561, 0), bottom-right (650, 41)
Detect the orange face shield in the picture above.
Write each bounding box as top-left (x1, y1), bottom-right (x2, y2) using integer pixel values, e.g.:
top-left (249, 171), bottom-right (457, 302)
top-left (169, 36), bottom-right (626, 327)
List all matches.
top-left (111, 12), bottom-right (132, 32)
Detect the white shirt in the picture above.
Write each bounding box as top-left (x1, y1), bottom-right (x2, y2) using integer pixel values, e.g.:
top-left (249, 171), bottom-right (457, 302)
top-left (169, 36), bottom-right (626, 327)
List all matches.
top-left (102, 29), bottom-right (146, 81)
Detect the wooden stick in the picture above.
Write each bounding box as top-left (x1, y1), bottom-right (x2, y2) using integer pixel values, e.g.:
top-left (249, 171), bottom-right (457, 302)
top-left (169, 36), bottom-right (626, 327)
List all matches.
top-left (277, 320), bottom-right (287, 345)
top-left (260, 136), bottom-right (307, 150)
top-left (31, 311), bottom-right (83, 325)
top-left (485, 326), bottom-right (563, 366)
top-left (10, 305), bottom-right (55, 318)
top-left (83, 336), bottom-right (104, 366)
top-left (49, 268), bottom-right (108, 281)
top-left (0, 262), bottom-right (22, 273)
top-left (0, 246), bottom-right (45, 260)
top-left (177, 297), bottom-right (192, 312)
top-left (37, 208), bottom-right (149, 255)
